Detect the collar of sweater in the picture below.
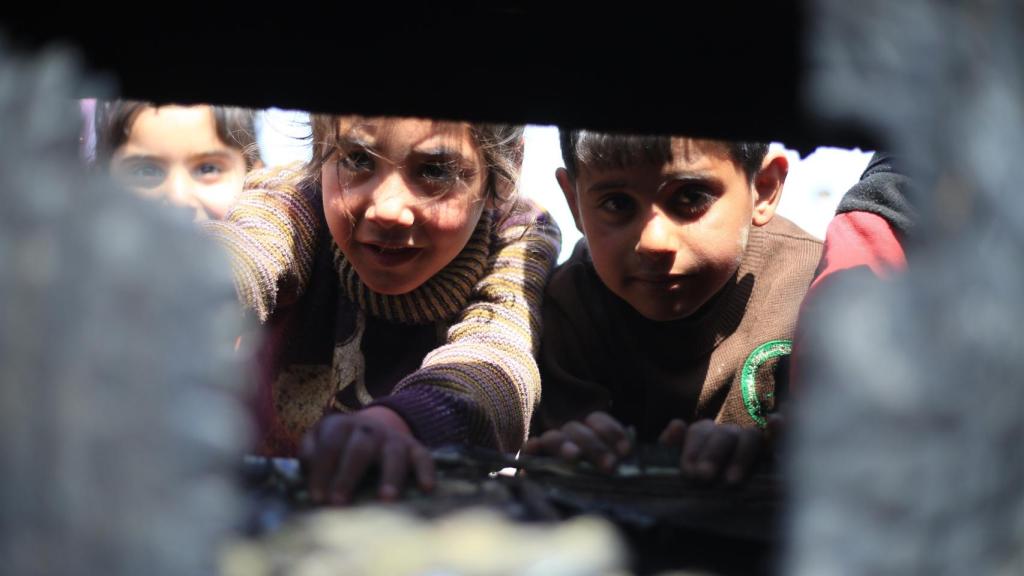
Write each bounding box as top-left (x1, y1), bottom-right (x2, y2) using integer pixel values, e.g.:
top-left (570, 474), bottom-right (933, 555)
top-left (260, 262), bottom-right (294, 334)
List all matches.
top-left (332, 211), bottom-right (493, 325)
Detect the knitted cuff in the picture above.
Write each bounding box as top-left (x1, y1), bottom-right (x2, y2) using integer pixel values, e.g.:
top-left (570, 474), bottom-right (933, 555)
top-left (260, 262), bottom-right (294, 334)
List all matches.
top-left (370, 386), bottom-right (470, 447)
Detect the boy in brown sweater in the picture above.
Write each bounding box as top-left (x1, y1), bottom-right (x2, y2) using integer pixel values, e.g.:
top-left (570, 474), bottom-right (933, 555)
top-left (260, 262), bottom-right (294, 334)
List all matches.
top-left (525, 131), bottom-right (822, 484)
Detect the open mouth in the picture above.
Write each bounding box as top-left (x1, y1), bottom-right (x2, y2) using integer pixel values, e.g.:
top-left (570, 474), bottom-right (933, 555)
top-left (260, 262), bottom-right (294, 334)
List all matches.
top-left (632, 274), bottom-right (688, 284)
top-left (630, 274), bottom-right (691, 291)
top-left (361, 242), bottom-right (423, 266)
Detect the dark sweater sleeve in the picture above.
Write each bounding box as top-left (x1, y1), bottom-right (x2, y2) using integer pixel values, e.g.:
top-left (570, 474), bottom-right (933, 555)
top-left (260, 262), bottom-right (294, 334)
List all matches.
top-left (835, 152), bottom-right (916, 240)
top-left (534, 246), bottom-right (616, 434)
top-left (370, 386), bottom-right (476, 447)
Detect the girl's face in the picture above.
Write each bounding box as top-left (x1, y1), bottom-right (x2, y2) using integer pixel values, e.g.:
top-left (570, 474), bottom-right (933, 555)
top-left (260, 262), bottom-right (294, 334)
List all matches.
top-left (110, 105), bottom-right (248, 220)
top-left (321, 117), bottom-right (487, 295)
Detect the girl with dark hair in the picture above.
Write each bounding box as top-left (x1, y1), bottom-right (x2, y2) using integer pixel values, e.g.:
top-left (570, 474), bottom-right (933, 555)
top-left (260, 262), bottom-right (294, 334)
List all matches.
top-left (95, 100), bottom-right (262, 220)
top-left (204, 115), bottom-right (561, 503)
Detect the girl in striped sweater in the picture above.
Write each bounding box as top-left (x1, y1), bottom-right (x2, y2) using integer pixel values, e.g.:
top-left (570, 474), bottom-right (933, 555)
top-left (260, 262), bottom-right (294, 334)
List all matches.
top-left (205, 116), bottom-right (560, 503)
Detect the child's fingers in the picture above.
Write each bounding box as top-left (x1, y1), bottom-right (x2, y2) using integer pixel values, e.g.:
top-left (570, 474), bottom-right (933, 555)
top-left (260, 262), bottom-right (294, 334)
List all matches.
top-left (522, 437), bottom-right (545, 455)
top-left (658, 419), bottom-right (687, 446)
top-left (298, 429), bottom-right (317, 463)
top-left (681, 419), bottom-right (715, 476)
top-left (306, 416), bottom-right (352, 503)
top-left (328, 424), bottom-right (379, 504)
top-left (584, 412), bottom-right (631, 456)
top-left (409, 443), bottom-right (436, 493)
top-left (563, 421), bottom-right (617, 471)
top-left (530, 429), bottom-right (571, 458)
top-left (560, 441), bottom-right (581, 461)
top-left (692, 424), bottom-right (741, 483)
top-left (377, 440), bottom-right (409, 501)
top-left (725, 428), bottom-right (763, 485)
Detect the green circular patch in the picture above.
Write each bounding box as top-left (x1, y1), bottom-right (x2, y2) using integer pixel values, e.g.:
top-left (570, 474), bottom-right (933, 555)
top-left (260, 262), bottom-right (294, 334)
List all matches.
top-left (740, 340), bottom-right (792, 427)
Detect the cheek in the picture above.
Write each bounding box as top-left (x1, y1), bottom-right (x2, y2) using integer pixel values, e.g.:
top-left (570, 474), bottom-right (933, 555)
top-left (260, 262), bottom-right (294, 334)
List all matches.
top-left (194, 178), bottom-right (244, 216)
top-left (421, 187), bottom-right (485, 236)
top-left (321, 179), bottom-right (358, 245)
top-left (694, 199), bottom-right (752, 261)
top-left (208, 171), bottom-right (245, 193)
top-left (736, 224), bottom-right (750, 257)
top-left (425, 201), bottom-right (474, 234)
top-left (320, 164), bottom-right (342, 204)
top-left (698, 223), bottom-right (749, 275)
top-left (585, 217), bottom-right (632, 251)
top-left (581, 220), bottom-right (633, 277)
top-left (585, 236), bottom-right (629, 291)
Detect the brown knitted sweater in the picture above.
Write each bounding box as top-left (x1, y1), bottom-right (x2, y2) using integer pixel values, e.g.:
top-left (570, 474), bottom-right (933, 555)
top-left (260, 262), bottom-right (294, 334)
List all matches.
top-left (536, 216), bottom-right (822, 441)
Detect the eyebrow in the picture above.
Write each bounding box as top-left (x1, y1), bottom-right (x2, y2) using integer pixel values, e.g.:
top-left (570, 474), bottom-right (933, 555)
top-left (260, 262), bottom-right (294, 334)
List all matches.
top-left (334, 135), bottom-right (385, 162)
top-left (335, 133), bottom-right (472, 167)
top-left (663, 170), bottom-right (718, 181)
top-left (116, 154), bottom-right (165, 164)
top-left (337, 135), bottom-right (375, 149)
top-left (657, 172), bottom-right (725, 195)
top-left (661, 170), bottom-right (723, 185)
top-left (585, 179), bottom-right (630, 194)
top-left (117, 150), bottom-right (238, 164)
top-left (411, 147), bottom-right (469, 163)
top-left (189, 150), bottom-right (237, 161)
top-left (585, 171), bottom-right (722, 195)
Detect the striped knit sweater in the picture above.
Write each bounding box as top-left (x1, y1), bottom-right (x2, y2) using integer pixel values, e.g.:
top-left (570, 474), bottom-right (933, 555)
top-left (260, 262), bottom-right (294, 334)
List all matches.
top-left (203, 165), bottom-right (561, 455)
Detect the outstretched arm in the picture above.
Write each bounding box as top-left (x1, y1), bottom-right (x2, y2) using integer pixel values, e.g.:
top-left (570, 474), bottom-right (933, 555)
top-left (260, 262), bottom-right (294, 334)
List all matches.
top-left (373, 202), bottom-right (562, 452)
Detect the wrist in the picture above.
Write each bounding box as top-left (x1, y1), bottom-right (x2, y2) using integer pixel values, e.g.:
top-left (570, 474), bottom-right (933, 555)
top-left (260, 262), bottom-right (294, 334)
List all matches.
top-left (360, 405), bottom-right (413, 436)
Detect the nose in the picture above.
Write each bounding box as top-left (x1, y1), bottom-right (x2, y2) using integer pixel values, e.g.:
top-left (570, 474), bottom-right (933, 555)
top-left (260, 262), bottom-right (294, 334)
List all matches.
top-left (160, 169), bottom-right (203, 215)
top-left (635, 209), bottom-right (678, 257)
top-left (364, 173), bottom-right (416, 228)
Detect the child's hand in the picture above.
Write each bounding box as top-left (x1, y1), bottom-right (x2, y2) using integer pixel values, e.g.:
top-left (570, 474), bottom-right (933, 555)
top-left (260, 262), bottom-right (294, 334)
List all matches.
top-left (658, 419), bottom-right (763, 486)
top-left (523, 411), bottom-right (633, 472)
top-left (299, 406), bottom-right (435, 505)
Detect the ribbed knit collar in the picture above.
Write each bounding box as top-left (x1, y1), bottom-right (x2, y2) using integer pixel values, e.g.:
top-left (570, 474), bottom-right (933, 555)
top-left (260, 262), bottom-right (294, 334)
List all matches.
top-left (333, 211), bottom-right (492, 324)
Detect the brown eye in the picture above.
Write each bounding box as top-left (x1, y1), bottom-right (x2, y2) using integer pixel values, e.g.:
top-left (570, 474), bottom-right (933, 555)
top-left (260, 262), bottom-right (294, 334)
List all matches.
top-left (419, 161), bottom-right (459, 183)
top-left (122, 162), bottom-right (166, 189)
top-left (671, 186), bottom-right (715, 217)
top-left (599, 193), bottom-right (635, 214)
top-left (339, 150), bottom-right (373, 172)
top-left (193, 162), bottom-right (224, 179)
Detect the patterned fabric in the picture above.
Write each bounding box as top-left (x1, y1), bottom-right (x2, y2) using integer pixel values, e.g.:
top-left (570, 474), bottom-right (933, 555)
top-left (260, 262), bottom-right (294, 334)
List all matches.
top-left (202, 163), bottom-right (319, 322)
top-left (203, 165), bottom-right (561, 454)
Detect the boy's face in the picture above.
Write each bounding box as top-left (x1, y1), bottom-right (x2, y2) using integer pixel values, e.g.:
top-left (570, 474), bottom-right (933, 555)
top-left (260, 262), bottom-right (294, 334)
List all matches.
top-left (110, 105), bottom-right (248, 220)
top-left (321, 117), bottom-right (487, 295)
top-left (558, 139), bottom-right (784, 322)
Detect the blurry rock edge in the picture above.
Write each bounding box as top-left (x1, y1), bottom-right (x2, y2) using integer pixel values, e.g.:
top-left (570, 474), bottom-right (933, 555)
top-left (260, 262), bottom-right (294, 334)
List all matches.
top-left (791, 1), bottom-right (1024, 575)
top-left (0, 38), bottom-right (251, 575)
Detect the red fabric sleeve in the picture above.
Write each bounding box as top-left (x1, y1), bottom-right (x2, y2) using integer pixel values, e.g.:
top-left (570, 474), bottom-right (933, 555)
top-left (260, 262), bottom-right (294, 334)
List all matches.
top-left (809, 211), bottom-right (907, 293)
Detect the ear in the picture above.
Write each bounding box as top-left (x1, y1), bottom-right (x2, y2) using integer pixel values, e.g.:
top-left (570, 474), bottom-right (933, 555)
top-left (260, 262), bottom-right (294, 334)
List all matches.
top-left (751, 152), bottom-right (788, 226)
top-left (555, 167), bottom-right (583, 232)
